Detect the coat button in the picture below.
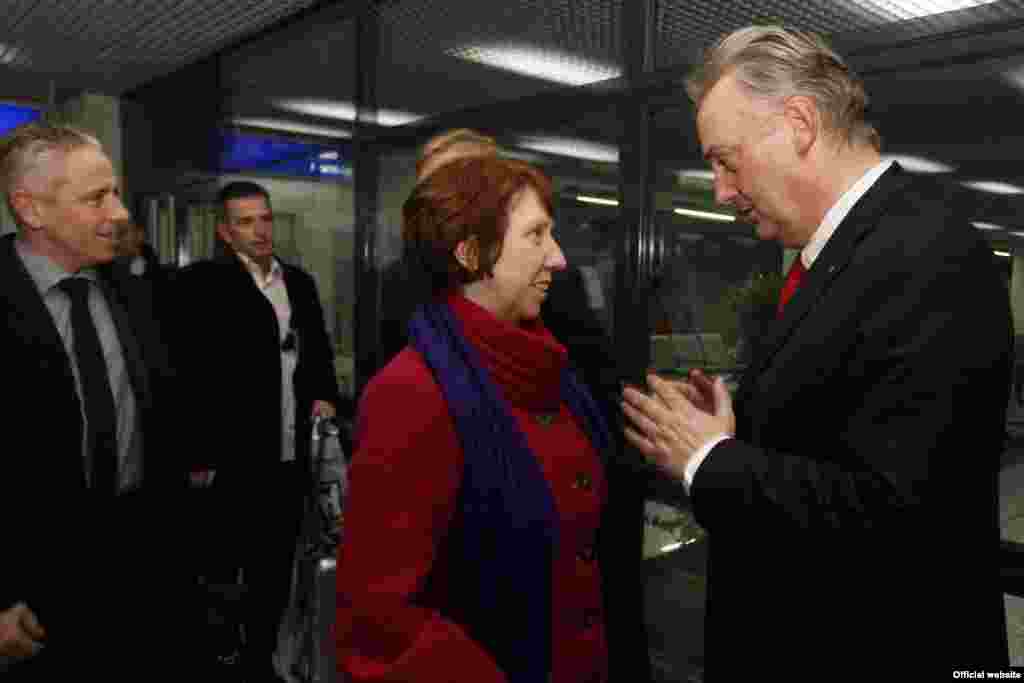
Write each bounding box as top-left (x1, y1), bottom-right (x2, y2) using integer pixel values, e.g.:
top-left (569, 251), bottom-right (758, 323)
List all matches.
top-left (535, 412), bottom-right (556, 426)
top-left (572, 472), bottom-right (593, 491)
top-left (577, 542), bottom-right (597, 563)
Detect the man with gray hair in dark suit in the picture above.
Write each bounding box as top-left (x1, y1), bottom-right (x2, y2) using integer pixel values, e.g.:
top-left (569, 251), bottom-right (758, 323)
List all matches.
top-left (622, 25), bottom-right (1011, 676)
top-left (0, 121), bottom-right (193, 680)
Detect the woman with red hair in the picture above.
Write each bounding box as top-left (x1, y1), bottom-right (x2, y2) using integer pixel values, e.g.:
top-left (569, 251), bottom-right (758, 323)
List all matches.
top-left (336, 156), bottom-right (612, 683)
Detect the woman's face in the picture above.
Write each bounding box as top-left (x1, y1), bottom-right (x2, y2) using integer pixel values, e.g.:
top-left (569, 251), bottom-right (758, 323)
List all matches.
top-left (462, 186), bottom-right (566, 324)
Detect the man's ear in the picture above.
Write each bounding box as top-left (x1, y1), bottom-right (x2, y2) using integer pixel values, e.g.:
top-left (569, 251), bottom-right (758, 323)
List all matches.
top-left (784, 95), bottom-right (819, 156)
top-left (9, 188), bottom-right (43, 231)
top-left (454, 237), bottom-right (480, 273)
top-left (215, 222), bottom-right (231, 245)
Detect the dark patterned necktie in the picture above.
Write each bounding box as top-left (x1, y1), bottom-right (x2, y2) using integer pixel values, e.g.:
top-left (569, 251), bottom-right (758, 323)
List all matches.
top-left (59, 277), bottom-right (118, 494)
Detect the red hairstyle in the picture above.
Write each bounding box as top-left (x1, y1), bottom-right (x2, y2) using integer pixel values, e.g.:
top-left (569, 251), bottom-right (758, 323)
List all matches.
top-left (402, 155), bottom-right (553, 294)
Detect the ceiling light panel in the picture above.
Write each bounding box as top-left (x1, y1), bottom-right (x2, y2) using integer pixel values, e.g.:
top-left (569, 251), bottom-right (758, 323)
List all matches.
top-left (674, 207), bottom-right (735, 222)
top-left (379, 0), bottom-right (622, 66)
top-left (881, 155), bottom-right (954, 173)
top-left (962, 181), bottom-right (1024, 195)
top-left (373, 0), bottom-right (623, 117)
top-left (0, 0), bottom-right (321, 92)
top-left (274, 98), bottom-right (422, 126)
top-left (517, 135), bottom-right (619, 163)
top-left (445, 44), bottom-right (621, 86)
top-left (655, 0), bottom-right (1010, 70)
top-left (858, 1), bottom-right (1000, 21)
top-left (230, 118), bottom-right (351, 139)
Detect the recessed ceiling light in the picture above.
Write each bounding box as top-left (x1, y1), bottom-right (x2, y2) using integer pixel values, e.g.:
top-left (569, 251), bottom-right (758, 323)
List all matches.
top-left (446, 43), bottom-right (621, 86)
top-left (576, 195), bottom-right (618, 206)
top-left (994, 250), bottom-right (1011, 257)
top-left (229, 117), bottom-right (351, 138)
top-left (972, 221), bottom-right (1005, 231)
top-left (497, 147), bottom-right (546, 164)
top-left (517, 136), bottom-right (618, 163)
top-left (0, 43), bottom-right (27, 66)
top-left (881, 155), bottom-right (954, 174)
top-left (674, 207), bottom-right (735, 222)
top-left (1011, 231), bottom-right (1024, 238)
top-left (860, 0), bottom-right (999, 21)
top-left (274, 98), bottom-right (421, 126)
top-left (962, 181), bottom-right (1024, 195)
top-left (677, 169), bottom-right (715, 182)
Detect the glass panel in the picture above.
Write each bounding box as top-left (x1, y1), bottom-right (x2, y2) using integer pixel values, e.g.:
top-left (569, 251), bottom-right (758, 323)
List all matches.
top-left (639, 100), bottom-right (783, 681)
top-left (649, 104), bottom-right (781, 390)
top-left (217, 15), bottom-right (358, 400)
top-left (375, 145), bottom-right (420, 372)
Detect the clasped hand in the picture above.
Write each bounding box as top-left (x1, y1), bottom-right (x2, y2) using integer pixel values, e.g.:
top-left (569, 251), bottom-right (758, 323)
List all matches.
top-left (620, 369), bottom-right (736, 481)
top-left (0, 602), bottom-right (45, 662)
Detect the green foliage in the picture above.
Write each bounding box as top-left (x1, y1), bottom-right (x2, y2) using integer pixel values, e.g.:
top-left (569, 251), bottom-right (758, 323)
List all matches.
top-left (705, 270), bottom-right (784, 350)
top-left (725, 270), bottom-right (784, 312)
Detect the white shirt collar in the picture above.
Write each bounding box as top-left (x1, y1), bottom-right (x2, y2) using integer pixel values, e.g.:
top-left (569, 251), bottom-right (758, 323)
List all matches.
top-left (801, 159), bottom-right (893, 268)
top-left (236, 251), bottom-right (282, 289)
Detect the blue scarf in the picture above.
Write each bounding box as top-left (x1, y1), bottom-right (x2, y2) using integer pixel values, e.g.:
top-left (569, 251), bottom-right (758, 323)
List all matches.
top-left (408, 299), bottom-right (610, 683)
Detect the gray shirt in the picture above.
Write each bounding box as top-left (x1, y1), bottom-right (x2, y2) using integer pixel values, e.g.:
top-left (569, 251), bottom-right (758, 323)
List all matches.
top-left (16, 239), bottom-right (143, 492)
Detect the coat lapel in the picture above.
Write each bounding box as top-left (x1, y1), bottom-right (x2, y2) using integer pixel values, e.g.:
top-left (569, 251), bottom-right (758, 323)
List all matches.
top-left (220, 251), bottom-right (284, 343)
top-left (281, 264), bottom-right (302, 352)
top-left (0, 235), bottom-right (75, 376)
top-left (95, 269), bottom-right (151, 409)
top-left (739, 165), bottom-right (915, 393)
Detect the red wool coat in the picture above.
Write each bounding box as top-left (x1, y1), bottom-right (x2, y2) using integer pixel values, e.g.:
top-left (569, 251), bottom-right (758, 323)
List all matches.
top-left (337, 294), bottom-right (609, 683)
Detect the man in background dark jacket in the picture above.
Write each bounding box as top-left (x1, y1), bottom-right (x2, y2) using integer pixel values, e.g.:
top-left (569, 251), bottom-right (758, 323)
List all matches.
top-left (174, 181), bottom-right (340, 683)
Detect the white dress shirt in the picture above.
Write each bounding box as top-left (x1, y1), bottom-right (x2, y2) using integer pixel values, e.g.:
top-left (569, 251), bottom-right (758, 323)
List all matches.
top-left (682, 159), bottom-right (895, 491)
top-left (237, 253), bottom-right (298, 463)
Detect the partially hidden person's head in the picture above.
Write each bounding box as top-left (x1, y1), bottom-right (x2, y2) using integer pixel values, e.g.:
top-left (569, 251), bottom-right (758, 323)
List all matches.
top-left (687, 25), bottom-right (880, 248)
top-left (403, 156), bottom-right (566, 325)
top-left (2, 122), bottom-right (129, 272)
top-left (115, 219), bottom-right (145, 260)
top-left (216, 181), bottom-right (274, 268)
top-left (416, 128), bottom-right (498, 182)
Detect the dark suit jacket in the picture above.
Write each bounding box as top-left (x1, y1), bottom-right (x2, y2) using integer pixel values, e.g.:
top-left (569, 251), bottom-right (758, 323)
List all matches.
top-left (173, 252), bottom-right (340, 479)
top-left (0, 233), bottom-right (188, 672)
top-left (691, 166), bottom-right (1012, 675)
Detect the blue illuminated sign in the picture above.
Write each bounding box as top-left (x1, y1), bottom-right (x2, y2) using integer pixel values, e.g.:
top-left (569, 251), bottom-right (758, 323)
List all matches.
top-left (0, 103), bottom-right (41, 135)
top-left (219, 129), bottom-right (352, 181)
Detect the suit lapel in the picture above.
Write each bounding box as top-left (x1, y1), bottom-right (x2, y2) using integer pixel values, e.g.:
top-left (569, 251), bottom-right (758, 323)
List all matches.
top-left (0, 236), bottom-right (75, 376)
top-left (95, 270), bottom-right (151, 409)
top-left (281, 264), bottom-right (301, 349)
top-left (739, 165), bottom-right (915, 393)
top-left (219, 252), bottom-right (285, 348)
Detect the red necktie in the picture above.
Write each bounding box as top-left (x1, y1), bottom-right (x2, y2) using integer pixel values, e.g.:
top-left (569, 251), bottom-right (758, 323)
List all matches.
top-left (777, 257), bottom-right (807, 318)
